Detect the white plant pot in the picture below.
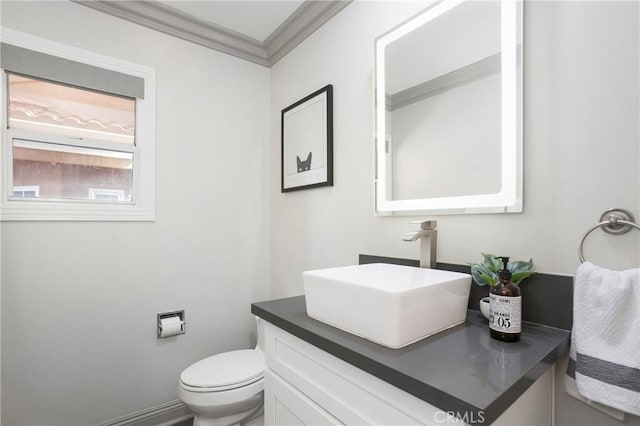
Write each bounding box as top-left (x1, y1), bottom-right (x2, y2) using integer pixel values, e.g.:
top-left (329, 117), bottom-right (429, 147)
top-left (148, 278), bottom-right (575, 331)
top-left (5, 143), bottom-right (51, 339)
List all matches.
top-left (480, 296), bottom-right (491, 320)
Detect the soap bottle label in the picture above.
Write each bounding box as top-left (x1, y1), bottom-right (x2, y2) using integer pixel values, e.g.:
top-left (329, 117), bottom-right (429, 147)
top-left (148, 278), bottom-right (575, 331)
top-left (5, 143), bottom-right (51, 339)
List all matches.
top-left (489, 294), bottom-right (522, 333)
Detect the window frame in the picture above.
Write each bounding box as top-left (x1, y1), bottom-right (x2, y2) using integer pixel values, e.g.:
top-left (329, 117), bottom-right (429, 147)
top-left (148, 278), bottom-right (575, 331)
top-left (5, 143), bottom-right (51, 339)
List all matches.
top-left (1, 28), bottom-right (156, 221)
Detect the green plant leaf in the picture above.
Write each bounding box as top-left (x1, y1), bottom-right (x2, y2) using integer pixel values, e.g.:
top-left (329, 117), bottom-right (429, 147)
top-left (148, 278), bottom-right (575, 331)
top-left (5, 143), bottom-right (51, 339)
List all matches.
top-left (481, 253), bottom-right (501, 273)
top-left (470, 265), bottom-right (487, 286)
top-left (481, 273), bottom-right (498, 287)
top-left (470, 262), bottom-right (498, 286)
top-left (509, 259), bottom-right (534, 274)
top-left (512, 271), bottom-right (536, 285)
top-left (470, 253), bottom-right (536, 287)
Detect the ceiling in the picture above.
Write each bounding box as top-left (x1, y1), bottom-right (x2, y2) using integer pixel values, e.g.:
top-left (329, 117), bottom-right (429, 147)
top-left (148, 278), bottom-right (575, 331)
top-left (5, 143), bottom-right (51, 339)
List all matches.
top-left (74, 0), bottom-right (351, 67)
top-left (160, 1), bottom-right (305, 42)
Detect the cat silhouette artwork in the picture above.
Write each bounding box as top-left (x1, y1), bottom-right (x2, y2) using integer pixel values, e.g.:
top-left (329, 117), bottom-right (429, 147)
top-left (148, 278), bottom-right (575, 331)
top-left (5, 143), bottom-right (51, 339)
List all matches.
top-left (296, 152), bottom-right (312, 172)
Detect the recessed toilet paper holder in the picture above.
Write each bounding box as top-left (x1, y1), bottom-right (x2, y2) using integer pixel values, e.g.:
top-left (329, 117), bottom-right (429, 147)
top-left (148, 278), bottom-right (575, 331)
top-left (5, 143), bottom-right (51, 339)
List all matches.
top-left (157, 310), bottom-right (185, 338)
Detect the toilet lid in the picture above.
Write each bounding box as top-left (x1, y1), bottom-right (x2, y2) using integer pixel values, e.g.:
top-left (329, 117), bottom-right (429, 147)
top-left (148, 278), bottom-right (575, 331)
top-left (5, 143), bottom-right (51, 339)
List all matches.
top-left (180, 349), bottom-right (264, 389)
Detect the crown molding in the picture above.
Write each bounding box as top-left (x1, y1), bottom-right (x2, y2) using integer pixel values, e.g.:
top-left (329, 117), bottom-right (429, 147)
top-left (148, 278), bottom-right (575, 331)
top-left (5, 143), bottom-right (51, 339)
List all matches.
top-left (265, 1), bottom-right (351, 66)
top-left (72, 0), bottom-right (268, 65)
top-left (388, 53), bottom-right (501, 111)
top-left (72, 0), bottom-right (352, 68)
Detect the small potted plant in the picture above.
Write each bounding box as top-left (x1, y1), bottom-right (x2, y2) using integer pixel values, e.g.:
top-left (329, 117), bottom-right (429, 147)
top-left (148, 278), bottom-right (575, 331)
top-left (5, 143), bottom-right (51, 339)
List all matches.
top-left (469, 253), bottom-right (536, 319)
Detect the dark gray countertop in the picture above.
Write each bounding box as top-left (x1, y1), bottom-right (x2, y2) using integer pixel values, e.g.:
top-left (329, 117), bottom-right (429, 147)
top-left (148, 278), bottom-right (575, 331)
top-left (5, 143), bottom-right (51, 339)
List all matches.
top-left (252, 295), bottom-right (570, 425)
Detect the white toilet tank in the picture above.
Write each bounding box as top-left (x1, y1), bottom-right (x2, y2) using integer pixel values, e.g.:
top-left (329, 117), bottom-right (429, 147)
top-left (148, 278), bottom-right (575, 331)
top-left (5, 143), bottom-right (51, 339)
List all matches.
top-left (254, 316), bottom-right (265, 354)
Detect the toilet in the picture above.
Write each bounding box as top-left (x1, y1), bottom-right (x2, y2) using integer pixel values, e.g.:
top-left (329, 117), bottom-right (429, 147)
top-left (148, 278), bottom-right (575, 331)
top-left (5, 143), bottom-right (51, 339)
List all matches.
top-left (178, 319), bottom-right (265, 426)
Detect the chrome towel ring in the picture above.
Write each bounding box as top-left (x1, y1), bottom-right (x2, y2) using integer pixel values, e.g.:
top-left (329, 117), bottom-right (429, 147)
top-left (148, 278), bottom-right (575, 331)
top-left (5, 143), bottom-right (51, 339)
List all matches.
top-left (578, 208), bottom-right (640, 263)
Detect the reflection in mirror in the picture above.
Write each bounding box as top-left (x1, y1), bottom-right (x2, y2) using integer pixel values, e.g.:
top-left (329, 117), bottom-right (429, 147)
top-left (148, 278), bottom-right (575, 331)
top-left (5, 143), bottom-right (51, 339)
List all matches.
top-left (375, 0), bottom-right (522, 214)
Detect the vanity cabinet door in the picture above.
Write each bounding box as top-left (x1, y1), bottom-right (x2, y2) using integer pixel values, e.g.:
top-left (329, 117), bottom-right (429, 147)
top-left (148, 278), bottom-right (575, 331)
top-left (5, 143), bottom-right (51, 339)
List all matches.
top-left (265, 370), bottom-right (341, 426)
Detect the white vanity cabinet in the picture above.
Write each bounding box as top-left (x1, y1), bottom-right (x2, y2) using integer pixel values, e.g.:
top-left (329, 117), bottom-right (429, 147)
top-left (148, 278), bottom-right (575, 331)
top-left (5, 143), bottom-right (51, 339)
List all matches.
top-left (262, 321), bottom-right (554, 426)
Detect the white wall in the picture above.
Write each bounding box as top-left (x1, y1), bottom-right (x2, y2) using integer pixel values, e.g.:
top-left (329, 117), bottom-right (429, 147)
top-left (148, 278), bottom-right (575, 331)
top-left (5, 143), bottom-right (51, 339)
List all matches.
top-left (1, 2), bottom-right (270, 425)
top-left (270, 2), bottom-right (639, 426)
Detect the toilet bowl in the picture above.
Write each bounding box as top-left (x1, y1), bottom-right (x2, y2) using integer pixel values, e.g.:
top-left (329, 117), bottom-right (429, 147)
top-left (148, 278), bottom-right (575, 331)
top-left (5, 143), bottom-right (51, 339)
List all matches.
top-left (179, 349), bottom-right (265, 426)
top-left (178, 319), bottom-right (265, 426)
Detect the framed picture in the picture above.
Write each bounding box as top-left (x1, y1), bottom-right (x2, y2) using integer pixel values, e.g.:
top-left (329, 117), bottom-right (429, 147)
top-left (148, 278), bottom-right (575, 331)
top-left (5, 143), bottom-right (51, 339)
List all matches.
top-left (281, 84), bottom-right (333, 192)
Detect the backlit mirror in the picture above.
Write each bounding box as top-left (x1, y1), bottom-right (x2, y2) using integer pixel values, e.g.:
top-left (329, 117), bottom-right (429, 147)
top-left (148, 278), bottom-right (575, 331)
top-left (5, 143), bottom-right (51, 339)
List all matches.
top-left (375, 0), bottom-right (523, 214)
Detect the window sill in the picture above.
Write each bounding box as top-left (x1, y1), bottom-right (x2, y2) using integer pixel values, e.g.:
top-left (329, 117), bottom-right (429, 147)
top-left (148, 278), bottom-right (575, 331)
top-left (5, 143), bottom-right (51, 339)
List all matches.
top-left (0, 198), bottom-right (155, 222)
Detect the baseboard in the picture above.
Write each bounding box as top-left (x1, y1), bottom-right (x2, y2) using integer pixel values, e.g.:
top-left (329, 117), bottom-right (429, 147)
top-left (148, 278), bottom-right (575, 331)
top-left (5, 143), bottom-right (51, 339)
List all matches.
top-left (98, 399), bottom-right (192, 426)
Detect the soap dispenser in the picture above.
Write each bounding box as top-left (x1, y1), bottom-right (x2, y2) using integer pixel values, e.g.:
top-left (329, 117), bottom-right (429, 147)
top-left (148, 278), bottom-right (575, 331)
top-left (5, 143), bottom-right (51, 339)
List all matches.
top-left (489, 256), bottom-right (521, 342)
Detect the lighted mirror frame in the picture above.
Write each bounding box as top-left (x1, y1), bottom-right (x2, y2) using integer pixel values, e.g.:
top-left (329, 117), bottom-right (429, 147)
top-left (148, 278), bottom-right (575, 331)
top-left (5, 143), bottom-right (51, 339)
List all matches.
top-left (375, 0), bottom-right (523, 214)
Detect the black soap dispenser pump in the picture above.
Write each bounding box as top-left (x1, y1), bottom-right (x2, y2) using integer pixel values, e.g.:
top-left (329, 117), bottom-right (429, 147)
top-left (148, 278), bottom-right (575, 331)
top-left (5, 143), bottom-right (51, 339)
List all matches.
top-left (489, 256), bottom-right (522, 342)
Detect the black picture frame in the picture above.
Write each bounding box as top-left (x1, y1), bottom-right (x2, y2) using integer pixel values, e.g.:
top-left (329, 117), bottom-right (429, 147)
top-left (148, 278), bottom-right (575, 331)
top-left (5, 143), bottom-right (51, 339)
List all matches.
top-left (281, 84), bottom-right (333, 192)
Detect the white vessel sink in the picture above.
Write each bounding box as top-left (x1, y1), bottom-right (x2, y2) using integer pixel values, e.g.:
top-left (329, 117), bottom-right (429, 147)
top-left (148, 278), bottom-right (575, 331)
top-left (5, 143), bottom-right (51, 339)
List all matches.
top-left (303, 263), bottom-right (471, 348)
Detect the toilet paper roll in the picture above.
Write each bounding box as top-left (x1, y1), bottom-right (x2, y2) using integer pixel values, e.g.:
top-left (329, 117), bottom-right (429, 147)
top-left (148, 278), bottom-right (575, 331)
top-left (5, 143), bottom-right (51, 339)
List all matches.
top-left (159, 316), bottom-right (184, 338)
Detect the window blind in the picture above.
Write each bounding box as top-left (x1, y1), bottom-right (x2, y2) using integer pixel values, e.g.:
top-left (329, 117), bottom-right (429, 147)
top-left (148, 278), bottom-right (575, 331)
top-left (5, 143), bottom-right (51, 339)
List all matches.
top-left (1, 43), bottom-right (144, 99)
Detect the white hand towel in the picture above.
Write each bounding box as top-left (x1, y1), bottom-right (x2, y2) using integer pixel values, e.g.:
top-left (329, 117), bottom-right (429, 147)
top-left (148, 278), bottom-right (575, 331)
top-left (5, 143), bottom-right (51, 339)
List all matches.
top-left (565, 262), bottom-right (640, 417)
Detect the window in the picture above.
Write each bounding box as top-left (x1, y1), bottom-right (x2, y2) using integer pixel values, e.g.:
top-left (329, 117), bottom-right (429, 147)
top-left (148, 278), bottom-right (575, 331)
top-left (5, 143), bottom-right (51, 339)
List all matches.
top-left (88, 188), bottom-right (126, 201)
top-left (9, 75), bottom-right (135, 203)
top-left (1, 29), bottom-right (156, 221)
top-left (12, 185), bottom-right (39, 198)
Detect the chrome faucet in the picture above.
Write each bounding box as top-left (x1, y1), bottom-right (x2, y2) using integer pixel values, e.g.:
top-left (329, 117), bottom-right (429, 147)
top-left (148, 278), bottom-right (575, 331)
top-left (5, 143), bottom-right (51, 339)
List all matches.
top-left (402, 220), bottom-right (438, 269)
